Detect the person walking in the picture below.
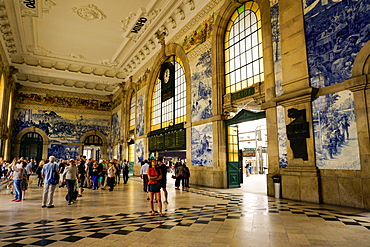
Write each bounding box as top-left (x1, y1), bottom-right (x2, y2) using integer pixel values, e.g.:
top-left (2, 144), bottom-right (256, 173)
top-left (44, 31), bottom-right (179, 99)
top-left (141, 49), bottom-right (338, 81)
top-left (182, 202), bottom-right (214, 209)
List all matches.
top-left (62, 159), bottom-right (78, 205)
top-left (147, 159), bottom-right (164, 217)
top-left (174, 161), bottom-right (184, 190)
top-left (76, 159), bottom-right (86, 197)
top-left (36, 160), bottom-right (45, 186)
top-left (11, 160), bottom-right (25, 202)
top-left (122, 160), bottom-right (129, 184)
top-left (140, 160), bottom-right (150, 192)
top-left (157, 157), bottom-right (169, 204)
top-left (106, 161), bottom-right (117, 191)
top-left (41, 156), bottom-right (59, 208)
top-left (182, 163), bottom-right (190, 191)
top-left (90, 162), bottom-right (99, 190)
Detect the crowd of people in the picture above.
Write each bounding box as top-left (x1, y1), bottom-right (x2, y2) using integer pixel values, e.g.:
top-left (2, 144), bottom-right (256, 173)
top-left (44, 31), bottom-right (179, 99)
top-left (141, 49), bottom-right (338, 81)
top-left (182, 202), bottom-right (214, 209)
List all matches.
top-left (1, 155), bottom-right (190, 216)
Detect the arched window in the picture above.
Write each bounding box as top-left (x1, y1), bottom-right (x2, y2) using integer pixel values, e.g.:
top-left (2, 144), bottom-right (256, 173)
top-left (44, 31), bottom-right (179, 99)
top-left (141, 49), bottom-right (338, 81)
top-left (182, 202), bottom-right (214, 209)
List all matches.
top-left (225, 1), bottom-right (264, 94)
top-left (0, 74), bottom-right (4, 117)
top-left (7, 92), bottom-right (13, 128)
top-left (84, 135), bottom-right (103, 146)
top-left (20, 132), bottom-right (43, 161)
top-left (129, 94), bottom-right (136, 131)
top-left (151, 58), bottom-right (186, 131)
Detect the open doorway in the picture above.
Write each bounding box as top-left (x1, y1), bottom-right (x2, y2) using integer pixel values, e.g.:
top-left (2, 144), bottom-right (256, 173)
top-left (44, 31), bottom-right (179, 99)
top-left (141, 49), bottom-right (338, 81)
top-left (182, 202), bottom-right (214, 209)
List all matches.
top-left (238, 118), bottom-right (267, 194)
top-left (83, 146), bottom-right (101, 161)
top-left (82, 135), bottom-right (103, 161)
top-left (226, 110), bottom-right (267, 193)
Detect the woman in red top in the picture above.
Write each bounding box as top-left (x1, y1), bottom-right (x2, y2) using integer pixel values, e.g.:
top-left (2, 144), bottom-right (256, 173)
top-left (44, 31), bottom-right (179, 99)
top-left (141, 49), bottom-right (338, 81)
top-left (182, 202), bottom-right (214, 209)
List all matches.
top-left (147, 159), bottom-right (165, 216)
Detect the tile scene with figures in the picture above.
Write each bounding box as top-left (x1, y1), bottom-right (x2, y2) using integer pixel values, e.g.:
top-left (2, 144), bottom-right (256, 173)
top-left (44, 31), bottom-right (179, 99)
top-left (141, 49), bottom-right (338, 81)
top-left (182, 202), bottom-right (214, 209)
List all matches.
top-left (1, 175), bottom-right (370, 246)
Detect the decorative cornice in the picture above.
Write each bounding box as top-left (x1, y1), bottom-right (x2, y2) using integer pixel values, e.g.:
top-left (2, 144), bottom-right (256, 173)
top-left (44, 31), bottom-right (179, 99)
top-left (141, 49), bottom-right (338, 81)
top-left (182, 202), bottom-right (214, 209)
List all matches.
top-left (16, 74), bottom-right (116, 93)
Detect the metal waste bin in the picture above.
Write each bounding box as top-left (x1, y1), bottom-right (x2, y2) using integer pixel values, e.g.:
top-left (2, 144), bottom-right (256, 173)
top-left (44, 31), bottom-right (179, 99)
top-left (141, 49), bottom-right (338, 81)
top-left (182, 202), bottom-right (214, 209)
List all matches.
top-left (272, 175), bottom-right (281, 199)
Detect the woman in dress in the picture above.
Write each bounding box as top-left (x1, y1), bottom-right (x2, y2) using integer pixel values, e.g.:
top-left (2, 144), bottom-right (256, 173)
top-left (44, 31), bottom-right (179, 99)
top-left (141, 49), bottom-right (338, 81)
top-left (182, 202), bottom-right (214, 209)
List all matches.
top-left (147, 159), bottom-right (165, 216)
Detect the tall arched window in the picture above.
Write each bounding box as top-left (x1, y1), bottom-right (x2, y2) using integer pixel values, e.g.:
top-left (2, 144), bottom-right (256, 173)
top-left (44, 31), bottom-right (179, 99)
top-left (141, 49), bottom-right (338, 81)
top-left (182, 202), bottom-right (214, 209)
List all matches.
top-left (7, 92), bottom-right (13, 128)
top-left (225, 1), bottom-right (264, 94)
top-left (0, 74), bottom-right (4, 117)
top-left (129, 94), bottom-right (136, 131)
top-left (151, 58), bottom-right (186, 131)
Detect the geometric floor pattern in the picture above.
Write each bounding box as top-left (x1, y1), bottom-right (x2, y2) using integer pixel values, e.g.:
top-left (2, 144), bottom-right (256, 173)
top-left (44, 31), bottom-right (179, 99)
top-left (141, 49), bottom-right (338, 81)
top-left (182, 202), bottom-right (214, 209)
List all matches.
top-left (1, 176), bottom-right (370, 246)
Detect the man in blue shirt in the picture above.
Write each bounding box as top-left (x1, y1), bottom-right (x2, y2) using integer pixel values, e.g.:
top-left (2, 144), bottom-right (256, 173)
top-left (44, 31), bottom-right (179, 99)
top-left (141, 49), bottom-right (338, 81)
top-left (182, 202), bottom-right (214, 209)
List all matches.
top-left (41, 156), bottom-right (59, 208)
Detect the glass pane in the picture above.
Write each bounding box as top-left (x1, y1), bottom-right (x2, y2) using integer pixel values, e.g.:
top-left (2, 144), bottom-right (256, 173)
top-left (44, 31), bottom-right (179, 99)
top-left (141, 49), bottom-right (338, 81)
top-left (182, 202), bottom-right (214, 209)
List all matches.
top-left (251, 31), bottom-right (258, 47)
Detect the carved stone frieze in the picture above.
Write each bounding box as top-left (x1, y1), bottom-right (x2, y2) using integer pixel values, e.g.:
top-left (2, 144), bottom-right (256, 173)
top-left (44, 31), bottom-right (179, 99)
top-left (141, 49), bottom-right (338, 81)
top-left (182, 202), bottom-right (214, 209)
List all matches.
top-left (175, 7), bottom-right (185, 20)
top-left (167, 17), bottom-right (177, 29)
top-left (72, 4), bottom-right (106, 22)
top-left (183, 0), bottom-right (195, 10)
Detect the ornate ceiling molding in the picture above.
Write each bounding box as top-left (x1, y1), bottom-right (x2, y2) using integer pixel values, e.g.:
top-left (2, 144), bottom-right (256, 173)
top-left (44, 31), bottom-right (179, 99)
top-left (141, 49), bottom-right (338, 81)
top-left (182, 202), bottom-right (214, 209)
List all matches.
top-left (16, 72), bottom-right (117, 92)
top-left (72, 4), bottom-right (106, 22)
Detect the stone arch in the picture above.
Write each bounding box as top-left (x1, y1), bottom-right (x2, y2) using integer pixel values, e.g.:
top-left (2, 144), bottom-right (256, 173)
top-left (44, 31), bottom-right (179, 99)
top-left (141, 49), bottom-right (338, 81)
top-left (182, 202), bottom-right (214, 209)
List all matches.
top-left (80, 130), bottom-right (108, 159)
top-left (14, 127), bottom-right (49, 160)
top-left (144, 42), bottom-right (191, 134)
top-left (352, 40), bottom-right (370, 77)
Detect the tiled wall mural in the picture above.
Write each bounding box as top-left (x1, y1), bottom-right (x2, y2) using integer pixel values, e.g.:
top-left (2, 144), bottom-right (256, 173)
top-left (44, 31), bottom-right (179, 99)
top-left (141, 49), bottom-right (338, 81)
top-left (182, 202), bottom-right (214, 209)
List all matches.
top-left (277, 106), bottom-right (288, 168)
top-left (181, 13), bottom-right (216, 54)
top-left (18, 92), bottom-right (111, 111)
top-left (48, 144), bottom-right (80, 160)
top-left (270, 1), bottom-right (283, 97)
top-left (136, 94), bottom-right (144, 137)
top-left (135, 139), bottom-right (144, 165)
top-left (312, 90), bottom-right (360, 170)
top-left (304, 0), bottom-right (370, 88)
top-left (14, 109), bottom-right (110, 143)
top-left (112, 111), bottom-right (121, 142)
top-left (192, 123), bottom-right (213, 167)
top-left (191, 50), bottom-right (213, 122)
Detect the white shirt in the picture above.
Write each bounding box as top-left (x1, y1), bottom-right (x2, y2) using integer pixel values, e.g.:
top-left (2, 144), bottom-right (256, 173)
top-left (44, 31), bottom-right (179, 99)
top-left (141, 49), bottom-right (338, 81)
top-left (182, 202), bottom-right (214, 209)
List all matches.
top-left (140, 163), bottom-right (150, 175)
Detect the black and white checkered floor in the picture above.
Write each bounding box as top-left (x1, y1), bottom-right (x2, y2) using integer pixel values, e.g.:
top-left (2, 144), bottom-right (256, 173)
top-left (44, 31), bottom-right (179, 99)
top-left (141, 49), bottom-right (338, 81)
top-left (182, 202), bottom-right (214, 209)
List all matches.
top-left (1, 176), bottom-right (370, 246)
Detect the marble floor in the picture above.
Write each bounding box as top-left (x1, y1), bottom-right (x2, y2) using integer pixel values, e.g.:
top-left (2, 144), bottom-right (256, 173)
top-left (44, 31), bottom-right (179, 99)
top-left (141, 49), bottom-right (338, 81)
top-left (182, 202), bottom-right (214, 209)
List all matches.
top-left (1, 174), bottom-right (370, 247)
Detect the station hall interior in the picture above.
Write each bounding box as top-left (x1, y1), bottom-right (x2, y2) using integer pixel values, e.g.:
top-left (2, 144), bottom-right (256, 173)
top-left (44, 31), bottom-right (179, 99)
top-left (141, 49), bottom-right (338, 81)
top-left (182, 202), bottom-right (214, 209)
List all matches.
top-left (0, 0), bottom-right (370, 245)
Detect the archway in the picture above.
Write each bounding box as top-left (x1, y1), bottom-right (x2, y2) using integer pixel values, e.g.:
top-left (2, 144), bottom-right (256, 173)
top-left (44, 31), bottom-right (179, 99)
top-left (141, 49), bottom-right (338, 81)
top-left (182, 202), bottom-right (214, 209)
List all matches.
top-left (20, 132), bottom-right (43, 162)
top-left (80, 130), bottom-right (108, 160)
top-left (14, 127), bottom-right (49, 161)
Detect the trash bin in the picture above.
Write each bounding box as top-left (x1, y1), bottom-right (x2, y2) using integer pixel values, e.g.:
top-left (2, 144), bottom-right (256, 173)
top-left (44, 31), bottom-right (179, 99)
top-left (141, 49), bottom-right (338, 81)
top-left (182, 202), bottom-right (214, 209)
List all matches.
top-left (272, 175), bottom-right (281, 199)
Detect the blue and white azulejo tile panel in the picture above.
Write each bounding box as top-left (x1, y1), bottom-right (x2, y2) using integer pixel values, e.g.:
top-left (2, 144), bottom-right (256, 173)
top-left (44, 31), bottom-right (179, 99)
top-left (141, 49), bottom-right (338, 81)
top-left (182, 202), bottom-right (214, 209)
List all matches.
top-left (136, 94), bottom-right (144, 137)
top-left (13, 109), bottom-right (110, 143)
top-left (191, 50), bottom-right (213, 122)
top-left (303, 0), bottom-right (370, 88)
top-left (270, 1), bottom-right (283, 97)
top-left (312, 90), bottom-right (360, 170)
top-left (48, 144), bottom-right (80, 160)
top-left (112, 112), bottom-right (121, 142)
top-left (192, 123), bottom-right (213, 167)
top-left (277, 106), bottom-right (288, 168)
top-left (135, 139), bottom-right (144, 165)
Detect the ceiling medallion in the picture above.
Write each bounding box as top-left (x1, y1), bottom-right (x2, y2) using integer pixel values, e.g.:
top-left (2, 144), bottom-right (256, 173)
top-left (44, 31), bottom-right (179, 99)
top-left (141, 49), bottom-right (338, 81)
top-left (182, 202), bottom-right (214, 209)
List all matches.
top-left (72, 4), bottom-right (106, 21)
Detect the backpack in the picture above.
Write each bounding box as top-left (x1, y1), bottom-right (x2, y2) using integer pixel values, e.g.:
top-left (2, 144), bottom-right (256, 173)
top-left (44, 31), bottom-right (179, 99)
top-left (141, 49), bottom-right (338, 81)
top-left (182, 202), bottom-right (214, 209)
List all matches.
top-left (49, 163), bottom-right (60, 185)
